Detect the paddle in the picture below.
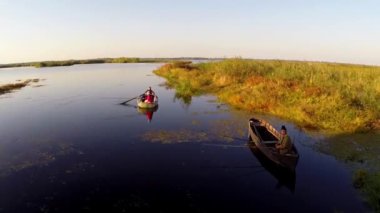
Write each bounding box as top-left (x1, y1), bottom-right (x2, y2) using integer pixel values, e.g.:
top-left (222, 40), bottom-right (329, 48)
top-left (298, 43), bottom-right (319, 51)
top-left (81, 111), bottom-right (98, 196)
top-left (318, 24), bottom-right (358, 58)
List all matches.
top-left (120, 96), bottom-right (139, 105)
top-left (120, 103), bottom-right (137, 108)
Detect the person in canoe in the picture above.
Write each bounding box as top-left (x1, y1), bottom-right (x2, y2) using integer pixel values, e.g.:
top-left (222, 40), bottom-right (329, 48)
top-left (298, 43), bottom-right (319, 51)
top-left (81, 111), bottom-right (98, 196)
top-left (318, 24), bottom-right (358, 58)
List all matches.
top-left (143, 87), bottom-right (155, 103)
top-left (275, 125), bottom-right (293, 154)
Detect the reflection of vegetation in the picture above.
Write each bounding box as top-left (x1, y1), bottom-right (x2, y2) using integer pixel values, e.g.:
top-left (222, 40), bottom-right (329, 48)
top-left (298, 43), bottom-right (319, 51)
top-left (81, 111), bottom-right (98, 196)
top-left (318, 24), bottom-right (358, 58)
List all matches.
top-left (0, 139), bottom-right (76, 177)
top-left (353, 170), bottom-right (380, 212)
top-left (319, 133), bottom-right (380, 166)
top-left (319, 133), bottom-right (380, 212)
top-left (174, 92), bottom-right (192, 108)
top-left (154, 59), bottom-right (380, 133)
top-left (0, 79), bottom-right (40, 95)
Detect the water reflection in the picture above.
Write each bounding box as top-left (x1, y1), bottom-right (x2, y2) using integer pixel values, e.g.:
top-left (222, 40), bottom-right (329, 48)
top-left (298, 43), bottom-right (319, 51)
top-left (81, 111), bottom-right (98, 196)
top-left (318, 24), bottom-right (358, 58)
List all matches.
top-left (173, 93), bottom-right (192, 109)
top-left (249, 144), bottom-right (296, 193)
top-left (0, 64), bottom-right (368, 212)
top-left (121, 103), bottom-right (159, 123)
top-left (137, 106), bottom-right (159, 123)
top-left (0, 139), bottom-right (77, 178)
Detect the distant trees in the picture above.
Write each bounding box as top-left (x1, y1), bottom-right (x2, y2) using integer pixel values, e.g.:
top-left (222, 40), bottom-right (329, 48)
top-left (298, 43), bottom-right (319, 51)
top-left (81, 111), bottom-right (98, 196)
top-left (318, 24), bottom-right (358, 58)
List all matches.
top-left (111, 57), bottom-right (140, 63)
top-left (33, 61), bottom-right (76, 68)
top-left (0, 57), bottom-right (212, 69)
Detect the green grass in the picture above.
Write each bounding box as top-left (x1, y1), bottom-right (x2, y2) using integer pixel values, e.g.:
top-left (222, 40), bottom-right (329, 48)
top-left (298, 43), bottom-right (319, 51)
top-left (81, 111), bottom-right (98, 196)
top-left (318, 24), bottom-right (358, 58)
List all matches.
top-left (154, 59), bottom-right (380, 133)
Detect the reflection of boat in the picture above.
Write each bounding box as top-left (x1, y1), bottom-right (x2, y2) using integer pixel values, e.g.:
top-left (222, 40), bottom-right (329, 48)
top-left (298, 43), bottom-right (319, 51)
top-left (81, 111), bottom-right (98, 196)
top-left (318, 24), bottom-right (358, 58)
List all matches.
top-left (248, 118), bottom-right (299, 171)
top-left (137, 105), bottom-right (158, 122)
top-left (249, 144), bottom-right (296, 193)
top-left (137, 95), bottom-right (158, 108)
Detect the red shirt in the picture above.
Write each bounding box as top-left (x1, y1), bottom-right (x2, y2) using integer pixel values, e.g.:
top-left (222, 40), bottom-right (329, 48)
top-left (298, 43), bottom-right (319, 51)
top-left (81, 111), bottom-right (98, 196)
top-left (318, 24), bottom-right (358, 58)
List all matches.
top-left (146, 94), bottom-right (154, 103)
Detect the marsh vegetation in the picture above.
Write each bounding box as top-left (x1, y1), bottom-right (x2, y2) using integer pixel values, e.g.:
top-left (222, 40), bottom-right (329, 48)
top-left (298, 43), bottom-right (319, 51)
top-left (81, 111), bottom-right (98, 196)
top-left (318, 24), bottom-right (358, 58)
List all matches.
top-left (319, 133), bottom-right (380, 212)
top-left (155, 59), bottom-right (380, 211)
top-left (0, 79), bottom-right (40, 95)
top-left (154, 59), bottom-right (380, 133)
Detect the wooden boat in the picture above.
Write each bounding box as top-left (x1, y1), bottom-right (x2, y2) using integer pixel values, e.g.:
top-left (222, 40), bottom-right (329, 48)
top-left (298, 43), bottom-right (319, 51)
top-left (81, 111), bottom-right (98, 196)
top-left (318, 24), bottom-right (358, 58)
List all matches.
top-left (248, 117), bottom-right (299, 171)
top-left (137, 95), bottom-right (158, 108)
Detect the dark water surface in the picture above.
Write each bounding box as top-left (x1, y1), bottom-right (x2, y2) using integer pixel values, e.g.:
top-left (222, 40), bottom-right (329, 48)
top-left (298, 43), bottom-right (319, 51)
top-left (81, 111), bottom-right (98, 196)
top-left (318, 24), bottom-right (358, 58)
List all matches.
top-left (0, 64), bottom-right (366, 212)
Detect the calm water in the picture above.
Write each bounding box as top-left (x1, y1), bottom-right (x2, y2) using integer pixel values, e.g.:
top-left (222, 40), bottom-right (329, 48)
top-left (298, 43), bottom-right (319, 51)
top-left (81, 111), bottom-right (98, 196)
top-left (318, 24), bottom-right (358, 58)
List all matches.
top-left (0, 64), bottom-right (366, 212)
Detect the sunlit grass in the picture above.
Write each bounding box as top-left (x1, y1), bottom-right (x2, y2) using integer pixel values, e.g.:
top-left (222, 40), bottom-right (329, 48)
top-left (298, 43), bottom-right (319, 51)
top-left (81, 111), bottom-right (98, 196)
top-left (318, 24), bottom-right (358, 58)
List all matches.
top-left (154, 59), bottom-right (380, 133)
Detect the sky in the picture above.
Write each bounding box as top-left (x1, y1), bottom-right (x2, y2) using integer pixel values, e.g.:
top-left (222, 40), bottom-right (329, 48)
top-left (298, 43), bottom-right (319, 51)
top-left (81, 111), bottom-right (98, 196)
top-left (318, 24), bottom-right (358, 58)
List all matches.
top-left (0, 0), bottom-right (379, 65)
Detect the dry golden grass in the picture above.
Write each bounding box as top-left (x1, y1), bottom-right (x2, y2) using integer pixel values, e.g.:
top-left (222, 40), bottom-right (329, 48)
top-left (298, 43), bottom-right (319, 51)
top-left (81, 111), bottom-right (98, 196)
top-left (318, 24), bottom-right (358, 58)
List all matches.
top-left (155, 59), bottom-right (380, 133)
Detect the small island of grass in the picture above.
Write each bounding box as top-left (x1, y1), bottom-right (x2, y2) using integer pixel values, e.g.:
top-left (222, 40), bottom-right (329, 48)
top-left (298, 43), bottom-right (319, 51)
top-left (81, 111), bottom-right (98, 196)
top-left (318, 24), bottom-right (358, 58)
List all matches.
top-left (0, 79), bottom-right (40, 95)
top-left (154, 59), bottom-right (380, 133)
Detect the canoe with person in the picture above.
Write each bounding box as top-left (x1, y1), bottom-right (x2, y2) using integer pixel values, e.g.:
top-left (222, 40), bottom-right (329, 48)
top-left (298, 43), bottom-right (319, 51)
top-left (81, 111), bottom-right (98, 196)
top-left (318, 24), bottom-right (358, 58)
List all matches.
top-left (248, 117), bottom-right (299, 171)
top-left (137, 86), bottom-right (158, 109)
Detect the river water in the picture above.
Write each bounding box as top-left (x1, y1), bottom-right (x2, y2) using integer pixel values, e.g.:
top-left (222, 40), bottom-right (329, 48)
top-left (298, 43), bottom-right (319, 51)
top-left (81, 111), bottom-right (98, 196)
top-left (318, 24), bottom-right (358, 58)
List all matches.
top-left (0, 63), bottom-right (366, 212)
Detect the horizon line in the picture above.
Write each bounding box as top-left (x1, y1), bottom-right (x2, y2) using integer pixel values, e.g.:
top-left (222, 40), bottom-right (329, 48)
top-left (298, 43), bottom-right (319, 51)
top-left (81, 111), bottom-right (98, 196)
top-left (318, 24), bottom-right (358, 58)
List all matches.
top-left (1, 56), bottom-right (379, 68)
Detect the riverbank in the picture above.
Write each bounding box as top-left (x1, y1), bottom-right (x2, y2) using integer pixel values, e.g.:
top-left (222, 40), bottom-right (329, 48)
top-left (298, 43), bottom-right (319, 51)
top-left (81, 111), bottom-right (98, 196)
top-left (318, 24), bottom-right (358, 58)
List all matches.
top-left (319, 133), bottom-right (380, 212)
top-left (0, 57), bottom-right (215, 69)
top-left (154, 59), bottom-right (380, 133)
top-left (0, 79), bottom-right (39, 95)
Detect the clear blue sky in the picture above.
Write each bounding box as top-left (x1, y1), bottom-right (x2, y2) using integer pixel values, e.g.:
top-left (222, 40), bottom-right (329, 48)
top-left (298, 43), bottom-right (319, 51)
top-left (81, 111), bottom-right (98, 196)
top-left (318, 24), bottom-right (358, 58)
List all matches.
top-left (1, 0), bottom-right (379, 65)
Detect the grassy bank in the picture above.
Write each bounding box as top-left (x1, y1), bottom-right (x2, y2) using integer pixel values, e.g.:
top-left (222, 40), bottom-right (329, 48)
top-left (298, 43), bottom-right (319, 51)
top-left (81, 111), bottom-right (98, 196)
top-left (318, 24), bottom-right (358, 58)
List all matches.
top-left (0, 57), bottom-right (215, 69)
top-left (154, 59), bottom-right (380, 133)
top-left (319, 133), bottom-right (380, 212)
top-left (0, 79), bottom-right (39, 95)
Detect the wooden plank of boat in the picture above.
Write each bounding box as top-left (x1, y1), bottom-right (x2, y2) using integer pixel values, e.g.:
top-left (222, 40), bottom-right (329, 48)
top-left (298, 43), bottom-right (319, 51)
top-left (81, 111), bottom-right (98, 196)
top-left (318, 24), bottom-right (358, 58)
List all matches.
top-left (248, 117), bottom-right (299, 170)
top-left (137, 95), bottom-right (158, 108)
